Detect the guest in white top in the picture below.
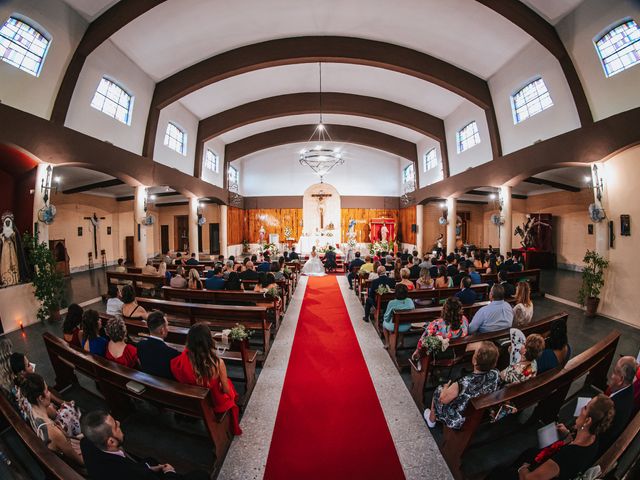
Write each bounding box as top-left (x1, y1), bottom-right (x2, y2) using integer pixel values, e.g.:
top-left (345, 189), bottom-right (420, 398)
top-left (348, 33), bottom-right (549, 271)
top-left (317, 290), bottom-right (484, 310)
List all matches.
top-left (106, 285), bottom-right (124, 316)
top-left (512, 281), bottom-right (534, 327)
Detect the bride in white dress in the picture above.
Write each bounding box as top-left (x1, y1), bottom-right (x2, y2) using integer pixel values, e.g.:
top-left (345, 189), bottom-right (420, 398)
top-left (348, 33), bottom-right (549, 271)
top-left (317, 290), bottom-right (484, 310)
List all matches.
top-left (301, 246), bottom-right (326, 276)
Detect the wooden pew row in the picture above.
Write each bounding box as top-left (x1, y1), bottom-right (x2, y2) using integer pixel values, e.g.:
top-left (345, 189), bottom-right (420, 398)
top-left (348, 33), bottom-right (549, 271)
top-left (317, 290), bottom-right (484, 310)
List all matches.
top-left (239, 279), bottom-right (292, 309)
top-left (409, 312), bottom-right (568, 410)
top-left (441, 330), bottom-right (619, 479)
top-left (0, 392), bottom-right (84, 480)
top-left (106, 271), bottom-right (166, 296)
top-left (42, 332), bottom-right (234, 473)
top-left (285, 262), bottom-right (300, 288)
top-left (480, 268), bottom-right (541, 293)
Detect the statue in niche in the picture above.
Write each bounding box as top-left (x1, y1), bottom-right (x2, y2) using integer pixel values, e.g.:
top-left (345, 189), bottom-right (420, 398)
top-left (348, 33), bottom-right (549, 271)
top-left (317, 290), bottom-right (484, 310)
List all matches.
top-left (380, 224), bottom-right (389, 242)
top-left (258, 225), bottom-right (266, 245)
top-left (1, 211), bottom-right (29, 287)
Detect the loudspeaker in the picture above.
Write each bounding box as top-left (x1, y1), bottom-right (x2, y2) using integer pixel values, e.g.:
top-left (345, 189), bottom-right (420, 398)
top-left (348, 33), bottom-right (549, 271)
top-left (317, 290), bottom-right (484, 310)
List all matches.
top-left (411, 224), bottom-right (417, 233)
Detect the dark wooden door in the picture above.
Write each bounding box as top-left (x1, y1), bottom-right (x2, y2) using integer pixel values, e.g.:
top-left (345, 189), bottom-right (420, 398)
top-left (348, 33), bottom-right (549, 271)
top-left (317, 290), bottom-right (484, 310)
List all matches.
top-left (198, 225), bottom-right (203, 253)
top-left (175, 215), bottom-right (189, 252)
top-left (160, 225), bottom-right (169, 253)
top-left (209, 223), bottom-right (220, 254)
top-left (125, 236), bottom-right (134, 264)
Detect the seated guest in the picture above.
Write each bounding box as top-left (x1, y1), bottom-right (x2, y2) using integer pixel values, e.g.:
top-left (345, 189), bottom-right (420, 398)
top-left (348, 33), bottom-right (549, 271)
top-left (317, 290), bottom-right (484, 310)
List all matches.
top-left (400, 248), bottom-right (410, 263)
top-left (21, 373), bottom-right (84, 466)
top-left (468, 284), bottom-right (513, 334)
top-left (257, 254), bottom-right (271, 272)
top-left (510, 255), bottom-right (524, 272)
top-left (367, 261), bottom-right (381, 281)
top-left (80, 410), bottom-right (208, 479)
top-left (434, 265), bottom-right (452, 289)
top-left (81, 310), bottom-right (108, 356)
top-left (239, 261), bottom-right (259, 281)
top-left (271, 261), bottom-right (285, 281)
top-left (413, 297), bottom-right (469, 363)
top-left (158, 261), bottom-right (171, 283)
top-left (397, 267), bottom-right (415, 290)
top-left (468, 264), bottom-right (481, 284)
top-left (104, 316), bottom-right (139, 369)
top-left (222, 260), bottom-right (235, 279)
top-left (225, 271), bottom-right (244, 291)
top-left (382, 284), bottom-right (414, 349)
top-left (106, 284), bottom-right (124, 316)
top-left (537, 320), bottom-right (572, 374)
top-left (360, 256), bottom-right (374, 275)
top-left (185, 253), bottom-right (199, 265)
top-left (63, 303), bottom-right (83, 347)
top-left (451, 263), bottom-right (466, 288)
top-left (424, 341), bottom-right (500, 429)
top-left (215, 254), bottom-right (225, 268)
top-left (498, 270), bottom-right (516, 297)
top-left (254, 272), bottom-right (279, 294)
top-left (409, 256), bottom-right (422, 278)
top-left (162, 250), bottom-right (172, 266)
top-left (114, 258), bottom-right (126, 273)
top-left (512, 281), bottom-right (534, 327)
top-left (500, 251), bottom-right (513, 272)
top-left (171, 323), bottom-right (243, 435)
top-left (600, 356), bottom-right (636, 453)
top-left (455, 276), bottom-right (478, 305)
top-left (363, 266), bottom-right (396, 322)
top-left (289, 247), bottom-right (299, 261)
top-left (500, 334), bottom-right (544, 385)
top-left (170, 266), bottom-right (188, 288)
top-left (187, 268), bottom-right (203, 290)
top-left (392, 259), bottom-right (403, 282)
top-left (416, 267), bottom-right (434, 289)
top-left (137, 311), bottom-right (180, 380)
top-left (486, 256), bottom-right (498, 275)
top-left (121, 285), bottom-right (148, 320)
top-left (347, 252), bottom-right (366, 287)
top-left (141, 260), bottom-right (157, 275)
top-left (8, 352), bottom-right (36, 419)
top-left (490, 394), bottom-right (614, 480)
top-left (205, 266), bottom-right (226, 290)
top-left (419, 255), bottom-right (432, 270)
top-left (173, 252), bottom-right (185, 265)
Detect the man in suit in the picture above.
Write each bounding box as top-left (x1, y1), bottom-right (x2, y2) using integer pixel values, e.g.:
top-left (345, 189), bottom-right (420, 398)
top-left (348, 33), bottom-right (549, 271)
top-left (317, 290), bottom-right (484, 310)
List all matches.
top-left (323, 247), bottom-right (338, 272)
top-left (289, 247), bottom-right (299, 261)
top-left (205, 266), bottom-right (226, 290)
top-left (498, 270), bottom-right (516, 297)
top-left (409, 256), bottom-right (422, 279)
top-left (257, 254), bottom-right (271, 272)
top-left (347, 251), bottom-right (365, 289)
top-left (81, 410), bottom-right (208, 479)
top-left (499, 252), bottom-right (513, 272)
top-left (185, 253), bottom-right (199, 265)
top-left (239, 261), bottom-right (259, 281)
top-left (455, 276), bottom-right (478, 306)
top-left (600, 356), bottom-right (637, 453)
top-left (363, 266), bottom-right (396, 322)
top-left (137, 311), bottom-right (180, 380)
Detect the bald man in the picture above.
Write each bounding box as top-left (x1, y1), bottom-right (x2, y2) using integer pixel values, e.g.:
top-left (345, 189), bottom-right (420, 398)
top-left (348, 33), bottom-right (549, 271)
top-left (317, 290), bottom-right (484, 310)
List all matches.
top-left (600, 356), bottom-right (637, 453)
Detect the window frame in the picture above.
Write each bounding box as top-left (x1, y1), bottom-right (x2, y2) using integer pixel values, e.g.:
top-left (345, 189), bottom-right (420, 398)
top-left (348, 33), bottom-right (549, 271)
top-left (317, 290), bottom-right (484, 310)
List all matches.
top-left (204, 149), bottom-right (219, 173)
top-left (0, 15), bottom-right (51, 77)
top-left (456, 121), bottom-right (481, 154)
top-left (90, 76), bottom-right (134, 125)
top-left (402, 163), bottom-right (416, 192)
top-left (510, 76), bottom-right (554, 125)
top-left (228, 165), bottom-right (239, 188)
top-left (594, 18), bottom-right (640, 78)
top-left (423, 148), bottom-right (438, 172)
top-left (163, 122), bottom-right (187, 156)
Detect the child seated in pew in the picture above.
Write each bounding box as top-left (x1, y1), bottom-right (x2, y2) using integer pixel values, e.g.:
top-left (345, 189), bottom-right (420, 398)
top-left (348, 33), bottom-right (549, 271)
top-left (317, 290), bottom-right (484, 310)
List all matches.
top-left (104, 316), bottom-right (139, 369)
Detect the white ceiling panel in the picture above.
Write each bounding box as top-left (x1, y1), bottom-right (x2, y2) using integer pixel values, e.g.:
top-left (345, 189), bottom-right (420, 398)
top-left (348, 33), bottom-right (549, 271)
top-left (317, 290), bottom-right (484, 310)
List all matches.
top-left (61, 0), bottom-right (120, 21)
top-left (519, 0), bottom-right (585, 24)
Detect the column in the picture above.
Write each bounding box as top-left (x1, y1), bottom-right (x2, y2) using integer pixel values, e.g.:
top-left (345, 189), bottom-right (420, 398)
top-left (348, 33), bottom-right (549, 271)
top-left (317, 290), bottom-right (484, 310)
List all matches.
top-left (189, 197), bottom-right (200, 260)
top-left (499, 185), bottom-right (513, 256)
top-left (446, 196), bottom-right (457, 254)
top-left (219, 204), bottom-right (228, 257)
top-left (133, 186), bottom-right (148, 267)
top-left (415, 204), bottom-right (424, 255)
top-left (32, 163), bottom-right (51, 244)
top-left (590, 164), bottom-right (609, 256)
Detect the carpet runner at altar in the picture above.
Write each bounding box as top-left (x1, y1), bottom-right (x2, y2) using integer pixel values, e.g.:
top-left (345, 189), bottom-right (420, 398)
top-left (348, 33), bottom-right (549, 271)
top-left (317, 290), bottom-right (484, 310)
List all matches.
top-left (263, 275), bottom-right (405, 480)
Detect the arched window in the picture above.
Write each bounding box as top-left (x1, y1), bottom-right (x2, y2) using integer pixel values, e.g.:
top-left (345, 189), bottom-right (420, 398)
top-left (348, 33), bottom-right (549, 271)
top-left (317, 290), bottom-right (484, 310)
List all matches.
top-left (0, 16), bottom-right (50, 76)
top-left (423, 148), bottom-right (437, 172)
top-left (90, 77), bottom-right (133, 125)
top-left (595, 19), bottom-right (640, 77)
top-left (511, 77), bottom-right (553, 124)
top-left (456, 121), bottom-right (481, 154)
top-left (164, 122), bottom-right (187, 155)
top-left (205, 149), bottom-right (219, 172)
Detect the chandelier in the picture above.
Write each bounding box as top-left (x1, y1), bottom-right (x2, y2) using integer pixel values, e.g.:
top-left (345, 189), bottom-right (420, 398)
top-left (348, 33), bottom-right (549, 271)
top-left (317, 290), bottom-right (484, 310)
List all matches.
top-left (299, 63), bottom-right (344, 182)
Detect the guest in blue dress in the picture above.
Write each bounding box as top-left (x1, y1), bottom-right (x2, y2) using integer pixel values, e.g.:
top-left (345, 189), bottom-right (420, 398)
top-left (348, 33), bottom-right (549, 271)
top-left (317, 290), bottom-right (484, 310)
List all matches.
top-left (382, 284), bottom-right (415, 349)
top-left (537, 320), bottom-right (571, 374)
top-left (80, 309), bottom-right (108, 357)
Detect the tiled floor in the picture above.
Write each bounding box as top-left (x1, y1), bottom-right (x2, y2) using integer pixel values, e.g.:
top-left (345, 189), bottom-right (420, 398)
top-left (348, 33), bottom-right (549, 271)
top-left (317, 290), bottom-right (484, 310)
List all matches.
top-left (540, 268), bottom-right (583, 303)
top-left (62, 267), bottom-right (112, 306)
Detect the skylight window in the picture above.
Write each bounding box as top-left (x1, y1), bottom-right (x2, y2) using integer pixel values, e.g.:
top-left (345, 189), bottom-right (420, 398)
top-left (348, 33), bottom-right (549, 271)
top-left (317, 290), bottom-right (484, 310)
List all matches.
top-left (595, 19), bottom-right (640, 77)
top-left (90, 77), bottom-right (133, 125)
top-left (205, 149), bottom-right (219, 172)
top-left (511, 77), bottom-right (553, 124)
top-left (0, 16), bottom-right (50, 76)
top-left (424, 148), bottom-right (437, 172)
top-left (164, 122), bottom-right (187, 156)
top-left (456, 121), bottom-right (481, 154)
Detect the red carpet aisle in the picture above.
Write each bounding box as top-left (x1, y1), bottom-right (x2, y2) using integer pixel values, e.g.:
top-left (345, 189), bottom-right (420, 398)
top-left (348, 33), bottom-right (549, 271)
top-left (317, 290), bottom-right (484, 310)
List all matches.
top-left (263, 275), bottom-right (405, 480)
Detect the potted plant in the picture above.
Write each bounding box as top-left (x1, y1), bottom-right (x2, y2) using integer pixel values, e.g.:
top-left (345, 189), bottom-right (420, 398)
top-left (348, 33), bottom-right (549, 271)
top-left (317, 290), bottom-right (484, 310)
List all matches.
top-left (23, 232), bottom-right (66, 322)
top-left (241, 239), bottom-right (250, 254)
top-left (578, 250), bottom-right (609, 317)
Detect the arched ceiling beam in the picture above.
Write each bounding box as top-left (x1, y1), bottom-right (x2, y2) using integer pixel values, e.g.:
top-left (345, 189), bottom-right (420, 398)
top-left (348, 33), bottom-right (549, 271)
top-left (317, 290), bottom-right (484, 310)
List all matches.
top-left (51, 0), bottom-right (167, 124)
top-left (195, 92), bottom-right (449, 178)
top-left (476, 0), bottom-right (592, 125)
top-left (143, 36), bottom-right (501, 162)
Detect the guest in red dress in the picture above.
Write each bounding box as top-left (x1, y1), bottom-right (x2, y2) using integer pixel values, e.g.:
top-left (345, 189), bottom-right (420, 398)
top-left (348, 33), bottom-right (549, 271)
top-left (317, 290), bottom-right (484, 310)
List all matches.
top-left (63, 303), bottom-right (83, 347)
top-left (104, 316), bottom-right (139, 369)
top-left (170, 323), bottom-right (242, 435)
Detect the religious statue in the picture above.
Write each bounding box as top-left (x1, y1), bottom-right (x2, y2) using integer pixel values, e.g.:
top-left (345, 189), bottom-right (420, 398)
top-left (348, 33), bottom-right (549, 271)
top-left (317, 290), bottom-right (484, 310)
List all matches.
top-left (1, 211), bottom-right (29, 287)
top-left (259, 225), bottom-right (266, 244)
top-left (380, 224), bottom-right (389, 242)
top-left (514, 215), bottom-right (552, 249)
top-left (435, 233), bottom-right (444, 251)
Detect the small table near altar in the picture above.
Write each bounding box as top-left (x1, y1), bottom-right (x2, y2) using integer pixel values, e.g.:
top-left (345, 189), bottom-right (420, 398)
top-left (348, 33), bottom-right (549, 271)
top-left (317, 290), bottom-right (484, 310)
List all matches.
top-left (297, 231), bottom-right (338, 253)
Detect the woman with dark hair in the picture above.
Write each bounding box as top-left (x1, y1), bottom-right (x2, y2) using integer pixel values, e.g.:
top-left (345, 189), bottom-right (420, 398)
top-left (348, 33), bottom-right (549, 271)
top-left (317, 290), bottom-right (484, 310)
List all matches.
top-left (8, 352), bottom-right (35, 420)
top-left (254, 272), bottom-right (278, 292)
top-left (270, 261), bottom-right (284, 281)
top-left (170, 323), bottom-right (242, 435)
top-left (63, 303), bottom-right (83, 347)
top-left (486, 256), bottom-right (498, 275)
top-left (393, 259), bottom-right (403, 282)
top-left (224, 271), bottom-right (244, 291)
top-left (381, 284), bottom-right (415, 349)
top-left (537, 320), bottom-right (572, 374)
top-left (80, 310), bottom-right (108, 356)
top-left (121, 284), bottom-right (148, 320)
top-left (435, 265), bottom-right (452, 288)
top-left (104, 316), bottom-right (139, 368)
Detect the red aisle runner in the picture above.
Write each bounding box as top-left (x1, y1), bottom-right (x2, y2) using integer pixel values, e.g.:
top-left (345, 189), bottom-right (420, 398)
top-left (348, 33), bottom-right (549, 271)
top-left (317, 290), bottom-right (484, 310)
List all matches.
top-left (264, 275), bottom-right (405, 480)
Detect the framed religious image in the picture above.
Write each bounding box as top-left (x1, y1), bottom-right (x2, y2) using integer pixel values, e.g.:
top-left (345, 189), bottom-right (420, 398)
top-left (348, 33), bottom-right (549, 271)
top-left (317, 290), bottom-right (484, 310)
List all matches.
top-left (107, 226), bottom-right (112, 235)
top-left (77, 227), bottom-right (83, 236)
top-left (588, 224), bottom-right (593, 235)
top-left (621, 215), bottom-right (631, 236)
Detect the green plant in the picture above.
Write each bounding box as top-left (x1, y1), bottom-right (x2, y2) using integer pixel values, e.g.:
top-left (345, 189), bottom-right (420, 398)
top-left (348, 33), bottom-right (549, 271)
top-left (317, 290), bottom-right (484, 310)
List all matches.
top-left (264, 286), bottom-right (281, 299)
top-left (228, 324), bottom-right (252, 342)
top-left (23, 232), bottom-right (66, 322)
top-left (376, 284), bottom-right (392, 296)
top-left (419, 335), bottom-right (450, 356)
top-left (578, 250), bottom-right (609, 306)
top-left (241, 239), bottom-right (250, 252)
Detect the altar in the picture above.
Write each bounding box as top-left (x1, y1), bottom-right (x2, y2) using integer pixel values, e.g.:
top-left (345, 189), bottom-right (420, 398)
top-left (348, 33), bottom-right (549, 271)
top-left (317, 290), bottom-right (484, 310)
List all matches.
top-left (298, 231), bottom-right (338, 253)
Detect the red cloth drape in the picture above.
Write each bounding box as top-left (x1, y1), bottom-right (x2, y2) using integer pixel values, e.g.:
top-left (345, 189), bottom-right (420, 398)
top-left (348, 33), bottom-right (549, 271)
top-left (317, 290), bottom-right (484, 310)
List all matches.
top-left (369, 218), bottom-right (396, 243)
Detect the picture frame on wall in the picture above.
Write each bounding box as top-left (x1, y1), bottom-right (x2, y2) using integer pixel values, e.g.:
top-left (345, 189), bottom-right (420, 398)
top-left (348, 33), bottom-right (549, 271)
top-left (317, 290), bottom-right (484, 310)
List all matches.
top-left (107, 226), bottom-right (112, 235)
top-left (78, 227), bottom-right (83, 236)
top-left (621, 215), bottom-right (631, 236)
top-left (588, 224), bottom-right (594, 235)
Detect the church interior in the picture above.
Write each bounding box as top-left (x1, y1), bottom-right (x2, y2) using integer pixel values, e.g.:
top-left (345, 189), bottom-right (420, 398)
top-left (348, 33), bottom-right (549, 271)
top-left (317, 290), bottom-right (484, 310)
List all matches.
top-left (1, 1), bottom-right (640, 479)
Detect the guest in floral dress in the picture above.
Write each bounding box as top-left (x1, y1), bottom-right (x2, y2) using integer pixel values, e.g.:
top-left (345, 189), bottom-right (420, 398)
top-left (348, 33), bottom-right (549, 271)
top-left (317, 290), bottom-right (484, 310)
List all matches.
top-left (424, 341), bottom-right (500, 430)
top-left (500, 333), bottom-right (545, 385)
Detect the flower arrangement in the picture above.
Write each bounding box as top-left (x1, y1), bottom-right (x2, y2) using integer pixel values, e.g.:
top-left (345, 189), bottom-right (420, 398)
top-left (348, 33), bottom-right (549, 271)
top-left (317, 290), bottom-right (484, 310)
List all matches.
top-left (228, 324), bottom-right (253, 342)
top-left (319, 245), bottom-right (335, 254)
top-left (369, 240), bottom-right (393, 254)
top-left (241, 239), bottom-right (250, 253)
top-left (347, 238), bottom-right (357, 249)
top-left (261, 242), bottom-right (279, 257)
top-left (264, 286), bottom-right (281, 299)
top-left (418, 335), bottom-right (450, 357)
top-left (376, 284), bottom-right (392, 296)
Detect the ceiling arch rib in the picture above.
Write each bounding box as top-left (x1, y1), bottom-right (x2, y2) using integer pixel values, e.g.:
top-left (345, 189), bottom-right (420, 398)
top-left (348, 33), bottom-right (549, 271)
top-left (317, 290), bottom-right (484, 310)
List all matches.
top-left (195, 92), bottom-right (449, 178)
top-left (142, 36), bottom-right (502, 162)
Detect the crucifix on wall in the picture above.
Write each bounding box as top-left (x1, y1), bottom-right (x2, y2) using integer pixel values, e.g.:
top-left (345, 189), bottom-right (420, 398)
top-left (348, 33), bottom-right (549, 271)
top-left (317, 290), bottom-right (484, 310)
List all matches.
top-left (311, 192), bottom-right (332, 229)
top-left (83, 212), bottom-right (106, 257)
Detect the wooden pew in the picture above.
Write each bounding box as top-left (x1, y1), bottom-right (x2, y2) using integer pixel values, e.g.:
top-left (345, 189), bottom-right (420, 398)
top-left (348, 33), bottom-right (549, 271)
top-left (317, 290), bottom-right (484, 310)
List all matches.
top-left (409, 312), bottom-right (569, 410)
top-left (596, 407), bottom-right (640, 478)
top-left (440, 330), bottom-right (619, 479)
top-left (42, 332), bottom-right (234, 472)
top-left (0, 391), bottom-right (84, 480)
top-left (106, 271), bottom-right (166, 296)
top-left (240, 279), bottom-right (291, 308)
top-left (480, 268), bottom-right (541, 293)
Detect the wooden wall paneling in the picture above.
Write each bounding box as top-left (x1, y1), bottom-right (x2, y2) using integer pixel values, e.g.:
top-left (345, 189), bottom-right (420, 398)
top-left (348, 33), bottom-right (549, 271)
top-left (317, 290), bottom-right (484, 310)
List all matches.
top-left (246, 209), bottom-right (303, 244)
top-left (399, 206), bottom-right (417, 246)
top-left (340, 209), bottom-right (399, 244)
top-left (227, 206), bottom-right (246, 245)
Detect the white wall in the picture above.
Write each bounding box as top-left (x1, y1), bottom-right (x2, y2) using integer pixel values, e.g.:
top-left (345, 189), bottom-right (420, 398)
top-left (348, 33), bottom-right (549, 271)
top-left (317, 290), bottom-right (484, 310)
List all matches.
top-left (489, 40), bottom-right (581, 154)
top-left (0, 0), bottom-right (86, 119)
top-left (201, 137), bottom-right (225, 187)
top-left (153, 102), bottom-right (198, 175)
top-left (417, 137), bottom-right (444, 187)
top-left (557, 0), bottom-right (640, 121)
top-left (65, 40), bottom-right (155, 154)
top-left (445, 102), bottom-right (493, 176)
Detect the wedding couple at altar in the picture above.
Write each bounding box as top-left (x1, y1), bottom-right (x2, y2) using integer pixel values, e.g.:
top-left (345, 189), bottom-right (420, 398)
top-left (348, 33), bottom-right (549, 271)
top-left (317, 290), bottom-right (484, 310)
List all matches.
top-left (301, 246), bottom-right (337, 276)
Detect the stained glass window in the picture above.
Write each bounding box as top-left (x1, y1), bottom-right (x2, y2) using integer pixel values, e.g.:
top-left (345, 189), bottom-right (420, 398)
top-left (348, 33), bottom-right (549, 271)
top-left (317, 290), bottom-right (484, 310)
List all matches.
top-left (164, 122), bottom-right (187, 155)
top-left (424, 148), bottom-right (437, 171)
top-left (511, 77), bottom-right (553, 124)
top-left (228, 166), bottom-right (239, 189)
top-left (456, 121), bottom-right (481, 154)
top-left (205, 149), bottom-right (219, 172)
top-left (90, 77), bottom-right (133, 125)
top-left (0, 16), bottom-right (50, 76)
top-left (595, 19), bottom-right (640, 77)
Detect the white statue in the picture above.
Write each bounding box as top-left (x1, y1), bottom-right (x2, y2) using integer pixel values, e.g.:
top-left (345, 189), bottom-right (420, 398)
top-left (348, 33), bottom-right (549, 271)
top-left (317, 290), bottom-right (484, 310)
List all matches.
top-left (259, 225), bottom-right (266, 244)
top-left (380, 224), bottom-right (389, 242)
top-left (1, 212), bottom-right (28, 287)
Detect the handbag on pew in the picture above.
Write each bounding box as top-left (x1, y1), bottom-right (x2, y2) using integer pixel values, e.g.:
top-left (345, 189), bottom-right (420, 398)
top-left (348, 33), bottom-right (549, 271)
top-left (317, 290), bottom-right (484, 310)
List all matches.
top-left (213, 329), bottom-right (232, 355)
top-left (489, 401), bottom-right (517, 423)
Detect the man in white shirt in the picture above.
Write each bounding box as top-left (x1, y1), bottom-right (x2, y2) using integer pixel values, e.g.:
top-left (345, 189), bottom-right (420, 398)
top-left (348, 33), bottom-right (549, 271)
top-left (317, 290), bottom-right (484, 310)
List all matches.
top-left (106, 285), bottom-right (123, 316)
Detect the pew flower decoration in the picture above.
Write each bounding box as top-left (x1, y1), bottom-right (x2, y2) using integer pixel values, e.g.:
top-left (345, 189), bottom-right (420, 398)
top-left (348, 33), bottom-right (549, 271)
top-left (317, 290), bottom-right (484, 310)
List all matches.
top-left (264, 286), bottom-right (281, 300)
top-left (418, 335), bottom-right (450, 357)
top-left (283, 266), bottom-right (292, 278)
top-left (228, 324), bottom-right (253, 342)
top-left (376, 284), bottom-right (392, 296)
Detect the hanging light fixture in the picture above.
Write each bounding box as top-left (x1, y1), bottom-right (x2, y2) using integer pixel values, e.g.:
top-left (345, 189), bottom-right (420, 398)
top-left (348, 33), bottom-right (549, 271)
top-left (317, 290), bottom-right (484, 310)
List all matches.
top-left (299, 63), bottom-right (344, 182)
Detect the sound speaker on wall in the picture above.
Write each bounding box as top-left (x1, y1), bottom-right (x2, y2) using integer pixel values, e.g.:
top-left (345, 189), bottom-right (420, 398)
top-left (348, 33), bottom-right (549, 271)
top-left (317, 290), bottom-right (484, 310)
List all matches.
top-left (411, 224), bottom-right (417, 233)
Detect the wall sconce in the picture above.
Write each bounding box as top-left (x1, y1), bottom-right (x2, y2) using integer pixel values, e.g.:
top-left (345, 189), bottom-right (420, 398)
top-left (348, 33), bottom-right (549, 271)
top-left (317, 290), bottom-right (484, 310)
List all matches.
top-left (40, 165), bottom-right (60, 205)
top-left (591, 164), bottom-right (604, 202)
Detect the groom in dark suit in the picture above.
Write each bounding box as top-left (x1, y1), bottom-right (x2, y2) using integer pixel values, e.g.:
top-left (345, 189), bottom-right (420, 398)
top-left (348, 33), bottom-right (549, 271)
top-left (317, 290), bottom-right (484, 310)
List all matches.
top-left (137, 311), bottom-right (180, 380)
top-left (323, 247), bottom-right (338, 272)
